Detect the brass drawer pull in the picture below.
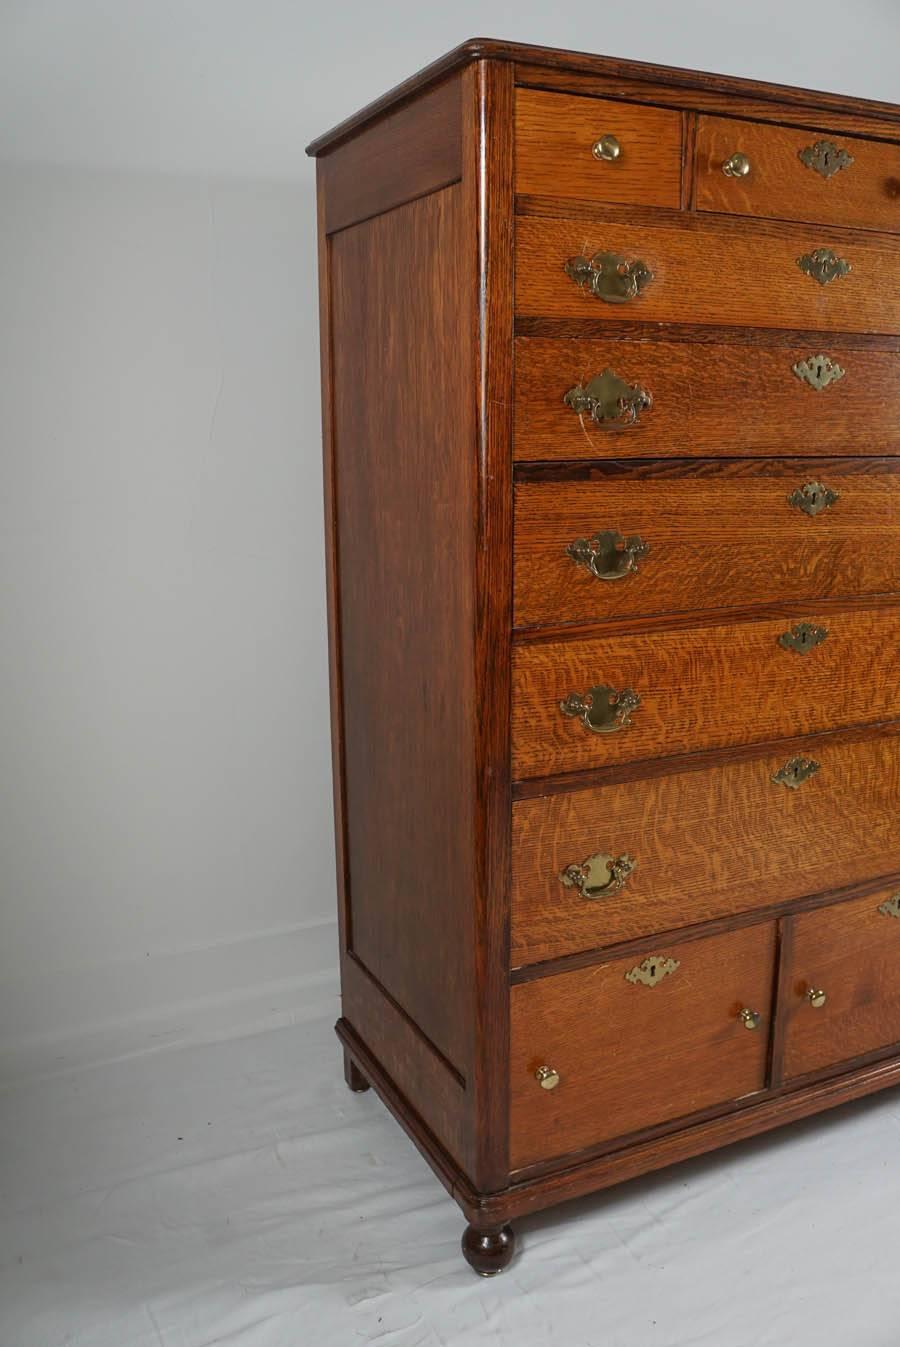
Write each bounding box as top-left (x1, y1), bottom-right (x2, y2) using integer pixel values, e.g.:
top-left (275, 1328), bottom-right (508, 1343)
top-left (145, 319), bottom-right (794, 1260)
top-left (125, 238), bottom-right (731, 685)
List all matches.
top-left (566, 529), bottom-right (650, 581)
top-left (564, 368), bottom-right (653, 429)
top-left (535, 1065), bottom-right (560, 1090)
top-left (772, 756), bottom-right (820, 789)
top-left (740, 1008), bottom-right (762, 1031)
top-left (798, 248), bottom-right (851, 286)
top-left (625, 955), bottom-right (679, 988)
top-left (778, 621), bottom-right (828, 654)
top-left (560, 684), bottom-right (641, 734)
top-left (877, 893), bottom-right (900, 919)
top-left (807, 988), bottom-right (828, 1009)
top-left (799, 140), bottom-right (854, 178)
top-left (793, 354), bottom-right (846, 390)
top-left (723, 151), bottom-right (751, 178)
top-left (592, 134), bottom-right (621, 162)
top-left (560, 851), bottom-right (636, 900)
top-left (564, 250), bottom-right (654, 304)
top-left (789, 481), bottom-right (840, 516)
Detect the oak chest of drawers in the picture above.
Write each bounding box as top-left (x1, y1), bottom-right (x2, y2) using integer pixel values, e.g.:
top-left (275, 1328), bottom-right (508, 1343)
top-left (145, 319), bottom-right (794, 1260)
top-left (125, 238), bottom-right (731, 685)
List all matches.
top-left (308, 39), bottom-right (900, 1275)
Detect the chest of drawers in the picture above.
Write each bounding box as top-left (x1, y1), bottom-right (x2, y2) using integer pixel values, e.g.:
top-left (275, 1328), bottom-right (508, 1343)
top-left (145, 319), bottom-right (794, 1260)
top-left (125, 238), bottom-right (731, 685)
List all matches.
top-left (308, 39), bottom-right (900, 1276)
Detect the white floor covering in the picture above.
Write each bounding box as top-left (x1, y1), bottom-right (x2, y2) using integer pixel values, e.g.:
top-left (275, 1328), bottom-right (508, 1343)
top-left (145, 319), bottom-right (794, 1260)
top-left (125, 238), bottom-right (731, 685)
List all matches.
top-left (2, 1004), bottom-right (900, 1347)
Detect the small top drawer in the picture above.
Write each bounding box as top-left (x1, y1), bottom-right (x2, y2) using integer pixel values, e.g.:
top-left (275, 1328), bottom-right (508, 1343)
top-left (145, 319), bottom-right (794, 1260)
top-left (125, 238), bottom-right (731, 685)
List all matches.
top-left (695, 115), bottom-right (900, 234)
top-left (515, 89), bottom-right (683, 209)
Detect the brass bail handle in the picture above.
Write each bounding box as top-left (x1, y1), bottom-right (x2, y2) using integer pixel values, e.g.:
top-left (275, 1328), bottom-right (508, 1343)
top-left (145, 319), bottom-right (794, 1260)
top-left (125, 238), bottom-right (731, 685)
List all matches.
top-left (559, 852), bottom-right (636, 900)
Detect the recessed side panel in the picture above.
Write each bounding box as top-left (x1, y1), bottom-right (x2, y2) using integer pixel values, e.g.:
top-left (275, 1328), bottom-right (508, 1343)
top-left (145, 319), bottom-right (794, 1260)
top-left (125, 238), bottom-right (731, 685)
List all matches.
top-left (330, 185), bottom-right (476, 1079)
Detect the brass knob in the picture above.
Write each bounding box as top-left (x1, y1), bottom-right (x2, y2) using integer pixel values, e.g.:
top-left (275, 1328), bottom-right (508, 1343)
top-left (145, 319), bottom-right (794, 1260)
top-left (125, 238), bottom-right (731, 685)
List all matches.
top-left (740, 1008), bottom-right (762, 1031)
top-left (592, 134), bottom-right (621, 162)
top-left (723, 151), bottom-right (751, 178)
top-left (535, 1065), bottom-right (560, 1090)
top-left (807, 988), bottom-right (827, 1009)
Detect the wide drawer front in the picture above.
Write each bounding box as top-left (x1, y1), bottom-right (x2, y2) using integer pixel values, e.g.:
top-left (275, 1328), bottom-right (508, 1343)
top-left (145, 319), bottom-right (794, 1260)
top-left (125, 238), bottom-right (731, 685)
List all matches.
top-left (515, 89), bottom-right (683, 209)
top-left (511, 605), bottom-right (900, 779)
top-left (695, 115), bottom-right (900, 235)
top-left (511, 729), bottom-right (900, 967)
top-left (782, 884), bottom-right (900, 1081)
top-left (514, 460), bottom-right (900, 629)
top-left (514, 336), bottom-right (900, 460)
top-left (516, 213), bottom-right (900, 334)
top-left (510, 923), bottom-right (775, 1169)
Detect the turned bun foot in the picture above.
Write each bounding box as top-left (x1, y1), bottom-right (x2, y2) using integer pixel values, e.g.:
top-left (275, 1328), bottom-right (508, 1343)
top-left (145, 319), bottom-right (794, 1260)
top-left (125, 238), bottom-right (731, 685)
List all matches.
top-left (461, 1223), bottom-right (516, 1276)
top-left (343, 1047), bottom-right (370, 1093)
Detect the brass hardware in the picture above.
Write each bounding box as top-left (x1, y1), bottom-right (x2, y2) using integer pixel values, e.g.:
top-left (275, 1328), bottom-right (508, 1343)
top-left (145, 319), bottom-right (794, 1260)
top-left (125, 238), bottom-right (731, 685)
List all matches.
top-left (792, 354), bottom-right (846, 390)
top-left (560, 852), bottom-right (636, 900)
top-left (798, 248), bottom-right (851, 286)
top-left (723, 151), bottom-right (751, 178)
top-left (778, 621), bottom-right (828, 654)
top-left (626, 955), bottom-right (680, 988)
top-left (799, 140), bottom-right (854, 179)
top-left (807, 988), bottom-right (827, 1009)
top-left (740, 1008), bottom-right (762, 1031)
top-left (564, 251), bottom-right (654, 304)
top-left (566, 529), bottom-right (650, 581)
top-left (592, 134), bottom-right (621, 162)
top-left (564, 368), bottom-right (653, 429)
top-left (535, 1065), bottom-right (560, 1090)
top-left (560, 685), bottom-right (641, 734)
top-left (772, 756), bottom-right (820, 790)
top-left (789, 481), bottom-right (840, 516)
top-left (877, 893), bottom-right (900, 919)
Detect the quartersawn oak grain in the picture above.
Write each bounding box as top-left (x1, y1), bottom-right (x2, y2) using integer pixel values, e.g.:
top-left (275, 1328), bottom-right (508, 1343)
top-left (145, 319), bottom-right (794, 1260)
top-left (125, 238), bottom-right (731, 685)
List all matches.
top-left (511, 604), bottom-right (900, 779)
top-left (513, 459), bottom-right (900, 627)
top-left (515, 210), bottom-right (900, 335)
top-left (514, 336), bottom-right (900, 460)
top-left (782, 884), bottom-right (900, 1080)
top-left (695, 115), bottom-right (900, 236)
top-left (511, 730), bottom-right (900, 966)
top-left (515, 88), bottom-right (682, 208)
top-left (331, 186), bottom-right (476, 1078)
top-left (510, 923), bottom-right (775, 1168)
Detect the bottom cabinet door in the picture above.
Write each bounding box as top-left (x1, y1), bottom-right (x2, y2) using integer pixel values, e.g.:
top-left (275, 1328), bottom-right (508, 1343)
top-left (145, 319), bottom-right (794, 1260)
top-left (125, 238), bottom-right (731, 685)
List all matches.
top-left (509, 923), bottom-right (775, 1170)
top-left (782, 885), bottom-right (900, 1082)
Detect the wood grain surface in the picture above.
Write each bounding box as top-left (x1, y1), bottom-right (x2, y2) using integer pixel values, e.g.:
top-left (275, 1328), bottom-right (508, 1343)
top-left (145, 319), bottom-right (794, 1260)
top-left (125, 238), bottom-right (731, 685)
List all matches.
top-left (514, 335), bottom-right (900, 459)
top-left (331, 186), bottom-right (475, 1075)
top-left (782, 884), bottom-right (900, 1079)
top-left (511, 730), bottom-right (900, 966)
top-left (515, 88), bottom-right (682, 207)
top-left (509, 923), bottom-right (775, 1167)
top-left (513, 459), bottom-right (900, 627)
top-left (695, 115), bottom-right (900, 235)
top-left (515, 209), bottom-right (900, 334)
top-left (511, 604), bottom-right (900, 778)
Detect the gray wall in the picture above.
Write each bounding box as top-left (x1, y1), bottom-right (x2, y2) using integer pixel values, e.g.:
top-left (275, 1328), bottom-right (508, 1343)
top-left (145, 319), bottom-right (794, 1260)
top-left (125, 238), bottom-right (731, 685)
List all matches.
top-left (0, 0), bottom-right (897, 1081)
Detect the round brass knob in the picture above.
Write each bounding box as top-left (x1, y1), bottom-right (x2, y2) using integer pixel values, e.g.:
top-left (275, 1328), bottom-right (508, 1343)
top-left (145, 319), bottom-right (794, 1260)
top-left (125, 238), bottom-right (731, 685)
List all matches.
top-left (723, 151), bottom-right (751, 178)
top-left (592, 134), bottom-right (621, 162)
top-left (535, 1065), bottom-right (560, 1090)
top-left (740, 1008), bottom-right (762, 1031)
top-left (807, 988), bottom-right (827, 1009)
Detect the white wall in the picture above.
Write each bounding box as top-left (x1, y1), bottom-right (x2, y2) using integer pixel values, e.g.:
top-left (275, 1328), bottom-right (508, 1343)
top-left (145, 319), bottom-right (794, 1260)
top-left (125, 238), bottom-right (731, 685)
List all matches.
top-left (0, 0), bottom-right (897, 1082)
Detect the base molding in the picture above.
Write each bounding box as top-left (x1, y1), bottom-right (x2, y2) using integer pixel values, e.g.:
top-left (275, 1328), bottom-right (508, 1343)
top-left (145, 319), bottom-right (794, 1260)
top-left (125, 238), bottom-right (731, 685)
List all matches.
top-left (337, 1017), bottom-right (900, 1225)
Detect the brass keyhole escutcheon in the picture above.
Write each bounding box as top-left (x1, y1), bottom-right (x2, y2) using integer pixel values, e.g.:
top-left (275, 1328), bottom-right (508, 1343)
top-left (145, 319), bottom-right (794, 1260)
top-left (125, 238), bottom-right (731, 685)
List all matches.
top-left (789, 481), bottom-right (840, 516)
top-left (778, 622), bottom-right (828, 655)
top-left (772, 756), bottom-right (820, 790)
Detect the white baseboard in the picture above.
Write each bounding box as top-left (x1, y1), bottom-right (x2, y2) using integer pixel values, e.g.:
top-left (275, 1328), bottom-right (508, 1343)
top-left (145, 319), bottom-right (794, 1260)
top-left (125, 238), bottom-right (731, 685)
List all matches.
top-left (0, 918), bottom-right (340, 1087)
